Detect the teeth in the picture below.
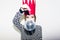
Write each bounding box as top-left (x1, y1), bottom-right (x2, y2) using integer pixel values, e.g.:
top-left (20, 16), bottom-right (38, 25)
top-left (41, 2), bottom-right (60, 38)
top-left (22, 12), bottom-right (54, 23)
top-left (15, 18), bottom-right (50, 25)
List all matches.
top-left (23, 0), bottom-right (35, 4)
top-left (23, 0), bottom-right (25, 3)
top-left (27, 0), bottom-right (29, 4)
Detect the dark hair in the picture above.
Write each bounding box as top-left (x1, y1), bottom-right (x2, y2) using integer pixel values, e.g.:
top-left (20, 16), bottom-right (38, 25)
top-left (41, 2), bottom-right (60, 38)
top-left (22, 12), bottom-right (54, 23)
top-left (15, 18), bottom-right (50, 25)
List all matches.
top-left (24, 10), bottom-right (30, 15)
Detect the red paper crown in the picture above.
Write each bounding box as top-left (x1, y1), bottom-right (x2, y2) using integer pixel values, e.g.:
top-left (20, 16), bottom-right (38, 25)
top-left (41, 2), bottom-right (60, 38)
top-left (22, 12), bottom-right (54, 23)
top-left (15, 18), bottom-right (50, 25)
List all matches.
top-left (22, 0), bottom-right (36, 15)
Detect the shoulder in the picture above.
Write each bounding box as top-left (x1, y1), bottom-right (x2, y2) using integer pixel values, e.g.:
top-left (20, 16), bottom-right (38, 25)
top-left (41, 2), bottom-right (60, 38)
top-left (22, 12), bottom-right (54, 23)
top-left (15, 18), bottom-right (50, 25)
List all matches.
top-left (36, 25), bottom-right (42, 30)
top-left (36, 25), bottom-right (42, 28)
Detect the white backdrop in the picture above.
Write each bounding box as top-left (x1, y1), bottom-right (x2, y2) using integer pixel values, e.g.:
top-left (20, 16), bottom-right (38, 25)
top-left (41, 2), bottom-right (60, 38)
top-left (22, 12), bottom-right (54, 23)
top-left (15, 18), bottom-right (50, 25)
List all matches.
top-left (0, 0), bottom-right (60, 40)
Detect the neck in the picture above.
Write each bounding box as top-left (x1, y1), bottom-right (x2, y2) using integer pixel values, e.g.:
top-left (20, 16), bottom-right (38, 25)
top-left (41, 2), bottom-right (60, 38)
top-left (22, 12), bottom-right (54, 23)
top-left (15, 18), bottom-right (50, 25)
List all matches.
top-left (24, 28), bottom-right (35, 35)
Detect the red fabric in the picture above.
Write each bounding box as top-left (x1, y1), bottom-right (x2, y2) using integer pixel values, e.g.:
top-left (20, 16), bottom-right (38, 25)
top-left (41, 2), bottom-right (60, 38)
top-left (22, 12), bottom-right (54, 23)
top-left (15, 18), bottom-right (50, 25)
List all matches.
top-left (22, 0), bottom-right (36, 15)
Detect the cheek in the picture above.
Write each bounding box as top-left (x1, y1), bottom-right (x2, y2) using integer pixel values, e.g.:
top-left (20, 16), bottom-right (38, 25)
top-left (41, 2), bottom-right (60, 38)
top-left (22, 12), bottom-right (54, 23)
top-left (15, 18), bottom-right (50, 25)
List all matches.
top-left (26, 18), bottom-right (30, 21)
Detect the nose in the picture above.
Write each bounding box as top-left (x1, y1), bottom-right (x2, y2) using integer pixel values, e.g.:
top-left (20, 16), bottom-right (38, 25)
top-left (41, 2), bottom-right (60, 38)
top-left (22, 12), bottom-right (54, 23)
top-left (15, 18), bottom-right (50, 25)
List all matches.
top-left (27, 18), bottom-right (33, 21)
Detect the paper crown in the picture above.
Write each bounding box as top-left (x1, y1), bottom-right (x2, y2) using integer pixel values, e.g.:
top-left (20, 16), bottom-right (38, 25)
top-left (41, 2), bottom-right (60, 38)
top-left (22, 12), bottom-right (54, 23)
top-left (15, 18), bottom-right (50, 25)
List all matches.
top-left (22, 0), bottom-right (36, 15)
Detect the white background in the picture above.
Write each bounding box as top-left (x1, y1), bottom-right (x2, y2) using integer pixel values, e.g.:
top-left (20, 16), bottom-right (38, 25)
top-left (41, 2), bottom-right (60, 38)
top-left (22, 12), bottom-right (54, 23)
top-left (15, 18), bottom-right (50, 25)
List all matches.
top-left (0, 0), bottom-right (60, 40)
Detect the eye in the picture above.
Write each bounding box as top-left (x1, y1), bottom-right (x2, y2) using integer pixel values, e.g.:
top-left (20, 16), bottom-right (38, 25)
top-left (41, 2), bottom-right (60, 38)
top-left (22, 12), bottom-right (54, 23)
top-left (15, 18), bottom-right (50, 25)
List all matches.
top-left (26, 16), bottom-right (29, 18)
top-left (31, 16), bottom-right (34, 18)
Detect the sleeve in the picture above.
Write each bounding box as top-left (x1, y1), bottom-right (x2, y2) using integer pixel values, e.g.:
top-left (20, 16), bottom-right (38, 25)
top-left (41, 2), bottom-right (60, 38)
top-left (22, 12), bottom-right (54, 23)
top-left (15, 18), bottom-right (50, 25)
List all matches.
top-left (39, 25), bottom-right (42, 40)
top-left (37, 25), bottom-right (42, 40)
top-left (13, 11), bottom-right (24, 31)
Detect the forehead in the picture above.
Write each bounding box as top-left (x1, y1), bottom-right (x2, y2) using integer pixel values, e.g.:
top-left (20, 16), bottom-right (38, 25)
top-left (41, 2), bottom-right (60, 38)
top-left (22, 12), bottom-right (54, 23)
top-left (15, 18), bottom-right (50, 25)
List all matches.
top-left (26, 15), bottom-right (34, 17)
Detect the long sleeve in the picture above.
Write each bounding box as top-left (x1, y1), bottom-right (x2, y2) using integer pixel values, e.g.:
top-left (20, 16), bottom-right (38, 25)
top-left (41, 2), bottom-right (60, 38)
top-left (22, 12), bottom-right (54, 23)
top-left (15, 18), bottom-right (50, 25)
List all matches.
top-left (13, 11), bottom-right (23, 31)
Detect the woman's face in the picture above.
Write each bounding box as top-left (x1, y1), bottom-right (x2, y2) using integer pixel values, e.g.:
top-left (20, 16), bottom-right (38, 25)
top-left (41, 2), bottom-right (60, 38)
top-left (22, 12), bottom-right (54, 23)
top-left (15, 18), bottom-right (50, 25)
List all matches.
top-left (24, 15), bottom-right (36, 31)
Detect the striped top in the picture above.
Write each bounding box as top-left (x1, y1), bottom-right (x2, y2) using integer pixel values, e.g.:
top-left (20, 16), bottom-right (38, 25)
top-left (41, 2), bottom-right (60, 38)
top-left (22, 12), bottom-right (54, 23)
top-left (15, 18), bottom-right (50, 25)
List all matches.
top-left (13, 11), bottom-right (42, 40)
